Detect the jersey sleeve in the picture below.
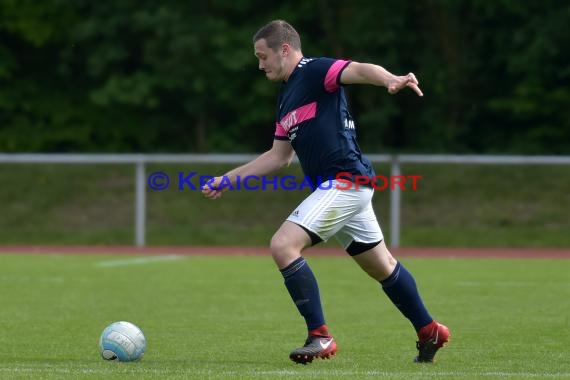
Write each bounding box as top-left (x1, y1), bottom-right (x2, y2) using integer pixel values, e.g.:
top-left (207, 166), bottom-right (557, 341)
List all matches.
top-left (323, 59), bottom-right (351, 93)
top-left (274, 122), bottom-right (289, 140)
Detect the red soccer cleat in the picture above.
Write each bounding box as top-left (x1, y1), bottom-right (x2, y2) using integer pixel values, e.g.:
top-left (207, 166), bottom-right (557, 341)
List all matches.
top-left (414, 321), bottom-right (450, 363)
top-left (289, 335), bottom-right (337, 364)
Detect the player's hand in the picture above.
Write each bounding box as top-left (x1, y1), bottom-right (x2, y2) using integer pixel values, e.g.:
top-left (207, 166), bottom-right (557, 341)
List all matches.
top-left (201, 176), bottom-right (229, 200)
top-left (388, 73), bottom-right (423, 97)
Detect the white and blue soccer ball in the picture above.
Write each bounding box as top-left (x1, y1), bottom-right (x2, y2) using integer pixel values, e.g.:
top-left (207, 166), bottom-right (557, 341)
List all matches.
top-left (99, 321), bottom-right (146, 362)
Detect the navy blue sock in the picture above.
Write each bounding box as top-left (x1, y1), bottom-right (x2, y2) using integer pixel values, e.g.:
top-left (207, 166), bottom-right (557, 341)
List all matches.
top-left (380, 261), bottom-right (433, 331)
top-left (280, 257), bottom-right (325, 331)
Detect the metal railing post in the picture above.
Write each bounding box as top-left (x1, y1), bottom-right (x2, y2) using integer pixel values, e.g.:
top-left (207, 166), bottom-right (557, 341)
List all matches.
top-left (390, 155), bottom-right (401, 248)
top-left (135, 160), bottom-right (146, 247)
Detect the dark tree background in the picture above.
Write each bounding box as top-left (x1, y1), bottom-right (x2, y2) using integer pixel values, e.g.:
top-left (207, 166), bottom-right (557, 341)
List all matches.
top-left (1, 0), bottom-right (568, 154)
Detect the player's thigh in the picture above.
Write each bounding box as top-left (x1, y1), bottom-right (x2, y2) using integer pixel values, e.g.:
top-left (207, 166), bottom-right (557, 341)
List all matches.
top-left (334, 200), bottom-right (384, 249)
top-left (350, 240), bottom-right (397, 281)
top-left (286, 183), bottom-right (373, 243)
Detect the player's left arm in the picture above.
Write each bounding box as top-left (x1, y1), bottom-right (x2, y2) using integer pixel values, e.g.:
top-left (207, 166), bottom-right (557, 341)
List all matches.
top-left (340, 62), bottom-right (423, 97)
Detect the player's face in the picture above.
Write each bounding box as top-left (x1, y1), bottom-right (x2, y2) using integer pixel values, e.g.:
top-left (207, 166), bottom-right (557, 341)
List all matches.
top-left (254, 39), bottom-right (286, 82)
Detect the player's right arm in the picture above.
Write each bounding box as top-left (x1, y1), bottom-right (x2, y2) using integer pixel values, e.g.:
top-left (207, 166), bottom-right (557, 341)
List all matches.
top-left (340, 62), bottom-right (423, 97)
top-left (202, 139), bottom-right (294, 199)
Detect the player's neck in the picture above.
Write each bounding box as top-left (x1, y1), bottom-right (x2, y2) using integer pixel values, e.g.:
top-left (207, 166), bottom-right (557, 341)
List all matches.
top-left (283, 52), bottom-right (304, 82)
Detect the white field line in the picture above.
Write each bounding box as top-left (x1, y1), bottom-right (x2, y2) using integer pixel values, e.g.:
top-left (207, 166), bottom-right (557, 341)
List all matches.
top-left (95, 255), bottom-right (184, 267)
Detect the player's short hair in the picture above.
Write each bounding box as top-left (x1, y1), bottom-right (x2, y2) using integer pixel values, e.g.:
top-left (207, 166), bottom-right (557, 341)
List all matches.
top-left (253, 20), bottom-right (302, 52)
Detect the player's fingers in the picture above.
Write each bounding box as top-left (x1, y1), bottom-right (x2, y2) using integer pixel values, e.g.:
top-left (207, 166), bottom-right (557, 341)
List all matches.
top-left (204, 184), bottom-right (228, 198)
top-left (202, 180), bottom-right (220, 192)
top-left (204, 190), bottom-right (219, 199)
top-left (409, 83), bottom-right (423, 97)
top-left (201, 186), bottom-right (216, 197)
top-left (408, 72), bottom-right (419, 85)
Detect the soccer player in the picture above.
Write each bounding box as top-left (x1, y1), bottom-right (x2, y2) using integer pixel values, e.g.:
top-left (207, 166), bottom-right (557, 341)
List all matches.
top-left (202, 19), bottom-right (450, 364)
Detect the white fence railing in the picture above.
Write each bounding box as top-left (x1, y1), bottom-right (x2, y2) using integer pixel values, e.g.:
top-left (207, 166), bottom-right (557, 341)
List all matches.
top-left (2, 153), bottom-right (569, 248)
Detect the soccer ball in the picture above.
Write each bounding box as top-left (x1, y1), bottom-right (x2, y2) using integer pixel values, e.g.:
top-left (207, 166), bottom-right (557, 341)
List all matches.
top-left (99, 321), bottom-right (146, 362)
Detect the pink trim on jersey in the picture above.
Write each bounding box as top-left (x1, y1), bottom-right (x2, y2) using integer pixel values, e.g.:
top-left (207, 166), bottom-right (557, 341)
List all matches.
top-left (275, 101), bottom-right (317, 135)
top-left (324, 60), bottom-right (349, 93)
top-left (275, 122), bottom-right (287, 137)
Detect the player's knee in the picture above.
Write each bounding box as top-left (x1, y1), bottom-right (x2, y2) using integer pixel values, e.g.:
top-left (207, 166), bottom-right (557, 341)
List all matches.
top-left (269, 233), bottom-right (285, 254)
top-left (270, 233), bottom-right (292, 260)
top-left (270, 232), bottom-right (305, 269)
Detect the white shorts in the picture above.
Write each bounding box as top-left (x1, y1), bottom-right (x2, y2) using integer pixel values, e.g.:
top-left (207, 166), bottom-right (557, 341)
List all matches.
top-left (286, 180), bottom-right (384, 249)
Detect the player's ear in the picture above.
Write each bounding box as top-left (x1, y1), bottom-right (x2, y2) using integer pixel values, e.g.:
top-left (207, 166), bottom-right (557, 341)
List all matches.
top-left (281, 44), bottom-right (290, 57)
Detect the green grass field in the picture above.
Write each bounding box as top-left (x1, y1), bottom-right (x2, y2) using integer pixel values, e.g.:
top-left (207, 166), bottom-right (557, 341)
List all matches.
top-left (0, 253), bottom-right (568, 379)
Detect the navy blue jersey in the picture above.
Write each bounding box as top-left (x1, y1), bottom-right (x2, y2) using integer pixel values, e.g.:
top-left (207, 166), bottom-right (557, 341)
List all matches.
top-left (274, 57), bottom-right (375, 188)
